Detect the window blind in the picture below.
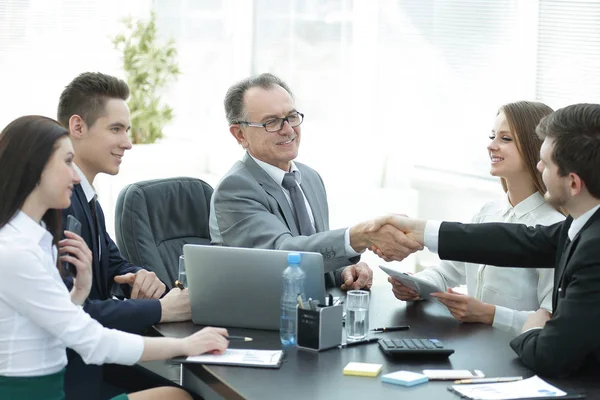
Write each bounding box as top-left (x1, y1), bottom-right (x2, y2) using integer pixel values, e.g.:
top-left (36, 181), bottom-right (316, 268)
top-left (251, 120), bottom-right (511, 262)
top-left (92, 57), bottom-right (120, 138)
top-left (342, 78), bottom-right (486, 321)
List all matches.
top-left (536, 0), bottom-right (600, 107)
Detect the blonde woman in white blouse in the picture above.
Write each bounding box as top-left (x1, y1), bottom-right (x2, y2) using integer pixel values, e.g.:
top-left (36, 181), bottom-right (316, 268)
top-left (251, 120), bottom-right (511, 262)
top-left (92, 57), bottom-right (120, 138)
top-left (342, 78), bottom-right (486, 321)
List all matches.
top-left (0, 116), bottom-right (230, 400)
top-left (387, 101), bottom-right (565, 333)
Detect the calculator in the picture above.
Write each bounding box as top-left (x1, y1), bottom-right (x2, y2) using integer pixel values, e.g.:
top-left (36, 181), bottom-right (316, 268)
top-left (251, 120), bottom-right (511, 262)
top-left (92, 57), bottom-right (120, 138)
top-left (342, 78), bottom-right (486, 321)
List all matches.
top-left (378, 338), bottom-right (455, 358)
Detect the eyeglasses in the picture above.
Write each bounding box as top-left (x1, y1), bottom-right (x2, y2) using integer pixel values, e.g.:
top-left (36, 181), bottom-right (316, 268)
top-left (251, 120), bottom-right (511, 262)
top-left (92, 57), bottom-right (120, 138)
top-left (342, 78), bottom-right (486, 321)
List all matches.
top-left (238, 112), bottom-right (304, 132)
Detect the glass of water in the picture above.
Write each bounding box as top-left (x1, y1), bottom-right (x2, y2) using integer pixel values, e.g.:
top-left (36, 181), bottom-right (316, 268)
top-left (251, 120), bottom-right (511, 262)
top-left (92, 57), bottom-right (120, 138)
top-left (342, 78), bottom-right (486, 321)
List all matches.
top-left (178, 255), bottom-right (187, 288)
top-left (346, 290), bottom-right (370, 341)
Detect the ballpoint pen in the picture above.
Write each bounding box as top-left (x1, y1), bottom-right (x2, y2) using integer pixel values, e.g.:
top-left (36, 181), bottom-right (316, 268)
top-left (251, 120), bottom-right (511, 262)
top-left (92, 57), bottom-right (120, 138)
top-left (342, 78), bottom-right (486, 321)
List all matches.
top-left (174, 280), bottom-right (185, 290)
top-left (339, 337), bottom-right (379, 348)
top-left (225, 336), bottom-right (253, 342)
top-left (371, 326), bottom-right (410, 333)
top-left (454, 376), bottom-right (523, 384)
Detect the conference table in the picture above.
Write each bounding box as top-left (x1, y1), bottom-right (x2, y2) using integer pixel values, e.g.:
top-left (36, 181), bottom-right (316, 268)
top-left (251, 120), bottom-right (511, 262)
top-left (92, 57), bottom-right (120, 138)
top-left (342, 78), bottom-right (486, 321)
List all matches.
top-left (154, 284), bottom-right (599, 399)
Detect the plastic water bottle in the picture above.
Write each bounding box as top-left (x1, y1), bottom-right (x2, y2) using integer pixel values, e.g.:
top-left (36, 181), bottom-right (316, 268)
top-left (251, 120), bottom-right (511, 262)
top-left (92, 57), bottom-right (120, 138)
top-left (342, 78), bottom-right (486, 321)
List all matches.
top-left (280, 252), bottom-right (306, 347)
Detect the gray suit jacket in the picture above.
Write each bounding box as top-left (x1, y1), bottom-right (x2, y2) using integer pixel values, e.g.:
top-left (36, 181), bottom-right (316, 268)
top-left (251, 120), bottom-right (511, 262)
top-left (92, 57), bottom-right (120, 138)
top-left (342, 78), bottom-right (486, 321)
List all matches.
top-left (210, 153), bottom-right (360, 286)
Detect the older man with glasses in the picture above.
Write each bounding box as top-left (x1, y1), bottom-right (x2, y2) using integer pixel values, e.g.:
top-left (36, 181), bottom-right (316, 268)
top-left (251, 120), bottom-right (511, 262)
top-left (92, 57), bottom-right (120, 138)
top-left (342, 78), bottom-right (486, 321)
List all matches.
top-left (209, 73), bottom-right (421, 290)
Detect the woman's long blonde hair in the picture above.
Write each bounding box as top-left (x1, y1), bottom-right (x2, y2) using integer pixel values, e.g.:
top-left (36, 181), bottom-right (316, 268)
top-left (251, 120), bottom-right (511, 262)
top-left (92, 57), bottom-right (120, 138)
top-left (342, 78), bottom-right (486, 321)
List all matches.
top-left (498, 101), bottom-right (553, 197)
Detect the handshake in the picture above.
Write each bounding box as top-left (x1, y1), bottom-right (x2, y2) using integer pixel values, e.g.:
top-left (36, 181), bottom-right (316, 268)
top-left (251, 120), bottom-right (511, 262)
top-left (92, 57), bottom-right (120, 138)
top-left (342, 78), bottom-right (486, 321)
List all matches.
top-left (349, 215), bottom-right (427, 261)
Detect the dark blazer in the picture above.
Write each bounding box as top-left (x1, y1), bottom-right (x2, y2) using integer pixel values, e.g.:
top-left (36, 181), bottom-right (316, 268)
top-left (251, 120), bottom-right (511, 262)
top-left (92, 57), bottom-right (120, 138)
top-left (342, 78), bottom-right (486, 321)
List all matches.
top-left (62, 184), bottom-right (162, 400)
top-left (438, 208), bottom-right (600, 377)
top-left (210, 154), bottom-right (360, 287)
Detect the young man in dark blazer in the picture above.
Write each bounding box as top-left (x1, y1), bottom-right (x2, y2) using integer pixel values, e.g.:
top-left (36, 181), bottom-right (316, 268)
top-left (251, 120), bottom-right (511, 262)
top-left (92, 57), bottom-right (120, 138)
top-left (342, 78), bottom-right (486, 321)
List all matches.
top-left (378, 103), bottom-right (600, 378)
top-left (57, 72), bottom-right (192, 399)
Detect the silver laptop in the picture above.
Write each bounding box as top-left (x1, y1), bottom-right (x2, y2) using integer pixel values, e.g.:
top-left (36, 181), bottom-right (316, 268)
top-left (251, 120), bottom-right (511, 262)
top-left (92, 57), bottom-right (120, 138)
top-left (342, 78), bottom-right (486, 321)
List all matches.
top-left (183, 245), bottom-right (326, 330)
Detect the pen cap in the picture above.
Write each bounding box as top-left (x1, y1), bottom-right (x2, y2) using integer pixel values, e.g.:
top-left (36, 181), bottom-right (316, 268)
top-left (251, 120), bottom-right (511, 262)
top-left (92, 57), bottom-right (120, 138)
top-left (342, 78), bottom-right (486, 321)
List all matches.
top-left (287, 253), bottom-right (301, 265)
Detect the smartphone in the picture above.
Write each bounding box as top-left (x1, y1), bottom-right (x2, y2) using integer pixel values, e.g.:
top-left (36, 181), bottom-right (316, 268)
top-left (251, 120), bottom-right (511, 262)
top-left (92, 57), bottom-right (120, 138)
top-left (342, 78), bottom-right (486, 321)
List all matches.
top-left (63, 215), bottom-right (82, 277)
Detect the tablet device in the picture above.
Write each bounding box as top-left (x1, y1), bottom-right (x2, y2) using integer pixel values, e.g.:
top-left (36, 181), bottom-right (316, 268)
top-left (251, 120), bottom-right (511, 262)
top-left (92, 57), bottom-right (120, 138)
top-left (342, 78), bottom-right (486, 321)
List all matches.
top-left (379, 265), bottom-right (443, 300)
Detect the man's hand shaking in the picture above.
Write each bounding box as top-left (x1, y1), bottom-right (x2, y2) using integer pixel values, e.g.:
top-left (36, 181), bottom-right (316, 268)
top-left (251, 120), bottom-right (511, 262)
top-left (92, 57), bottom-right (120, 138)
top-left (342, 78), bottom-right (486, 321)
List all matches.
top-left (349, 214), bottom-right (425, 262)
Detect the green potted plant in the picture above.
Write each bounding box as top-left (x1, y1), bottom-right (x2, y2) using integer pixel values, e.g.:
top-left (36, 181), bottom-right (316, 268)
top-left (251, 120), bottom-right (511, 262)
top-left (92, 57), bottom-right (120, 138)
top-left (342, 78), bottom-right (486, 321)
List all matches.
top-left (113, 10), bottom-right (180, 144)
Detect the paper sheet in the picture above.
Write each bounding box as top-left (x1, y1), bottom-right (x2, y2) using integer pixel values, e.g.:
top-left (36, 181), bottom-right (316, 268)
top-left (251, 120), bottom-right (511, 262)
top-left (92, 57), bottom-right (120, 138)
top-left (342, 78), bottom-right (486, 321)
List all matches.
top-left (450, 376), bottom-right (567, 399)
top-left (184, 349), bottom-right (283, 367)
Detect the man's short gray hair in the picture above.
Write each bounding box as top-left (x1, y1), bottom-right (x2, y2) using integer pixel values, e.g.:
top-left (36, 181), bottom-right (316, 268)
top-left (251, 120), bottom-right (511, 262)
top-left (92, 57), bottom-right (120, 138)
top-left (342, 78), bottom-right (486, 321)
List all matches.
top-left (224, 73), bottom-right (294, 125)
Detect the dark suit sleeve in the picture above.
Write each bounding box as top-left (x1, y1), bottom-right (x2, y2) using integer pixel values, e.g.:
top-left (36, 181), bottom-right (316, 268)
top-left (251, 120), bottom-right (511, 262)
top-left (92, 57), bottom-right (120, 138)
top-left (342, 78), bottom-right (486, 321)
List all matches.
top-left (439, 221), bottom-right (562, 268)
top-left (97, 204), bottom-right (141, 280)
top-left (62, 274), bottom-right (161, 333)
top-left (82, 297), bottom-right (161, 334)
top-left (97, 204), bottom-right (150, 298)
top-left (509, 240), bottom-right (600, 377)
top-left (106, 234), bottom-right (141, 277)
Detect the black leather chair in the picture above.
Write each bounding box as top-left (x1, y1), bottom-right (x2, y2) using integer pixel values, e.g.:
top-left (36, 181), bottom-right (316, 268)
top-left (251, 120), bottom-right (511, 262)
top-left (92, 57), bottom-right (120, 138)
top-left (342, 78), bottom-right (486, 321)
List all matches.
top-left (115, 177), bottom-right (213, 289)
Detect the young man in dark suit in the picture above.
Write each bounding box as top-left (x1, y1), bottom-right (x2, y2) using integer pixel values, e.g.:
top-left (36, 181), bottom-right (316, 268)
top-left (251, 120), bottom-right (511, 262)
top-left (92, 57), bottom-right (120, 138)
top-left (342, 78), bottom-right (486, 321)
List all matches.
top-left (377, 103), bottom-right (600, 378)
top-left (57, 72), bottom-right (192, 399)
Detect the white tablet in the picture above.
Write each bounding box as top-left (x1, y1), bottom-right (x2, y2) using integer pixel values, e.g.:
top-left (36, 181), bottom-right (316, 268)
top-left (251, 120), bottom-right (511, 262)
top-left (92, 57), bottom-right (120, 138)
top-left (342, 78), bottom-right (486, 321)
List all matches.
top-left (379, 265), bottom-right (443, 300)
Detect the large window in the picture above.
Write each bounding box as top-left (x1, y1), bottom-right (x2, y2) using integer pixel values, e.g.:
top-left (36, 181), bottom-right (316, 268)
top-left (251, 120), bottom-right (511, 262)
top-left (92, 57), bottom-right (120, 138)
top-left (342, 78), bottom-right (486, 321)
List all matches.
top-left (0, 0), bottom-right (150, 127)
top-left (1, 0), bottom-right (599, 184)
top-left (537, 0), bottom-right (600, 107)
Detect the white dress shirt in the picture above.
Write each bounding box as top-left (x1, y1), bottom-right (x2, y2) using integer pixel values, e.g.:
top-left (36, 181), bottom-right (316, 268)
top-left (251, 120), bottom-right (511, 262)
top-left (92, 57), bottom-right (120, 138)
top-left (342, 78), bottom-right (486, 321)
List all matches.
top-left (418, 192), bottom-right (565, 332)
top-left (0, 211), bottom-right (143, 377)
top-left (250, 155), bottom-right (360, 257)
top-left (567, 204), bottom-right (600, 240)
top-left (73, 163), bottom-right (96, 204)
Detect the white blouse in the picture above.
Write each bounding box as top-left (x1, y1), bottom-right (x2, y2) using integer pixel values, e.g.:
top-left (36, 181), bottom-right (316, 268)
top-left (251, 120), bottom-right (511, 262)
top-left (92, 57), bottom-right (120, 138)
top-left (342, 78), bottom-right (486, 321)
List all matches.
top-left (0, 211), bottom-right (143, 377)
top-left (417, 192), bottom-right (565, 333)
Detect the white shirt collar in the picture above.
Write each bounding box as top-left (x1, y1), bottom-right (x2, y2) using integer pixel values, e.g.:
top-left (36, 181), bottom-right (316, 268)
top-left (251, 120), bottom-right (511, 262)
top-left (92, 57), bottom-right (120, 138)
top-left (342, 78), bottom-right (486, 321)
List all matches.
top-left (568, 204), bottom-right (600, 241)
top-left (73, 163), bottom-right (96, 202)
top-left (249, 154), bottom-right (302, 187)
top-left (9, 211), bottom-right (53, 248)
top-left (501, 192), bottom-right (547, 219)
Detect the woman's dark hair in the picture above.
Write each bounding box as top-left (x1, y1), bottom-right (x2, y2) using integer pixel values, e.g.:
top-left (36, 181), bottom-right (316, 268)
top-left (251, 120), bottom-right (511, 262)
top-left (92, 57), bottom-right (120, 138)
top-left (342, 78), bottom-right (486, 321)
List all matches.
top-left (0, 116), bottom-right (70, 245)
top-left (537, 103), bottom-right (600, 199)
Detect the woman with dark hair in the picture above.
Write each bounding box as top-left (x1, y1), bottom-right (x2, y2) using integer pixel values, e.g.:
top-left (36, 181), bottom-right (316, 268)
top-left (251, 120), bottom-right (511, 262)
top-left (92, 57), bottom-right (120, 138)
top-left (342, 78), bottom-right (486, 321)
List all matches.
top-left (387, 101), bottom-right (566, 333)
top-left (0, 116), bottom-right (229, 400)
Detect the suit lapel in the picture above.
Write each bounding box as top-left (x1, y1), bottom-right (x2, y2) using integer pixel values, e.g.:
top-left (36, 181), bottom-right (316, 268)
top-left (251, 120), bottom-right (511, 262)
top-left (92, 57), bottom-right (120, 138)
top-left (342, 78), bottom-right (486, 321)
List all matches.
top-left (94, 202), bottom-right (109, 297)
top-left (74, 185), bottom-right (95, 240)
top-left (553, 237), bottom-right (577, 309)
top-left (553, 210), bottom-right (600, 309)
top-left (243, 154), bottom-right (300, 235)
top-left (74, 184), bottom-right (103, 291)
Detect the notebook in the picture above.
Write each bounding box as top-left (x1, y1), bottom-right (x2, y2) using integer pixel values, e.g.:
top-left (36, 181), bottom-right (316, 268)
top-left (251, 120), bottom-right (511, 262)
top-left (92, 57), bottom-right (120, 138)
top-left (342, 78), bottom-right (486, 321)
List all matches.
top-left (175, 349), bottom-right (284, 369)
top-left (343, 362), bottom-right (383, 377)
top-left (448, 376), bottom-right (585, 400)
top-left (382, 370), bottom-right (429, 387)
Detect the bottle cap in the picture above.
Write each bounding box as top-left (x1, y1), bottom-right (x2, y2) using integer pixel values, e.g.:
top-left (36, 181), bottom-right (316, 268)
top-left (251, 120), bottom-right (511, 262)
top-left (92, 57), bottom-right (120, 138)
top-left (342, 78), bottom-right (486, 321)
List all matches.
top-left (287, 252), bottom-right (301, 265)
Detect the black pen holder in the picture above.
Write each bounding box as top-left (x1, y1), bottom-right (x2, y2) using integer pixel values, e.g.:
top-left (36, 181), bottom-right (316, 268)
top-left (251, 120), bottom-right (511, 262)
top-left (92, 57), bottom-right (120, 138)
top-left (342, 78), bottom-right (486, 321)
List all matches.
top-left (296, 304), bottom-right (343, 351)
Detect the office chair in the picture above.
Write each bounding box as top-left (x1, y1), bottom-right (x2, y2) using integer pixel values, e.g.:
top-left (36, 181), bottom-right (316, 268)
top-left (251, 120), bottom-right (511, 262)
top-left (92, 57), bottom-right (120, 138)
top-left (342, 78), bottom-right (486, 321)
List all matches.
top-left (115, 177), bottom-right (213, 289)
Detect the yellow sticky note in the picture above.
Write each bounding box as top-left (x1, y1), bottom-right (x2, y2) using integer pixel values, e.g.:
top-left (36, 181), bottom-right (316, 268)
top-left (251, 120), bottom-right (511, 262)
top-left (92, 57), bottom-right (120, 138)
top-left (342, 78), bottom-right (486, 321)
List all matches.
top-left (343, 362), bottom-right (383, 377)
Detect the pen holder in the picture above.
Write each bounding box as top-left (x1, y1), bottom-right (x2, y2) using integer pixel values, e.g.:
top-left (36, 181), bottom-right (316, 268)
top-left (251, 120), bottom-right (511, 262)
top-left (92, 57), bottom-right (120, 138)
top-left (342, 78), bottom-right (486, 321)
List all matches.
top-left (296, 304), bottom-right (343, 351)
